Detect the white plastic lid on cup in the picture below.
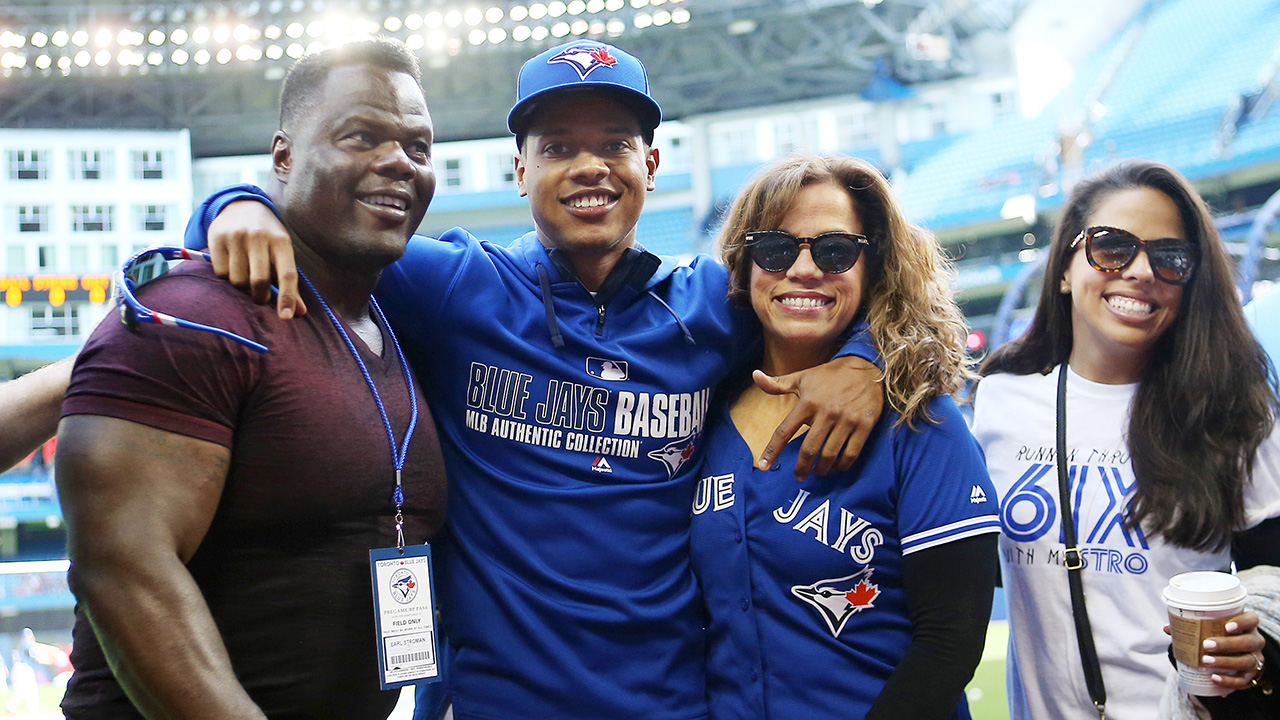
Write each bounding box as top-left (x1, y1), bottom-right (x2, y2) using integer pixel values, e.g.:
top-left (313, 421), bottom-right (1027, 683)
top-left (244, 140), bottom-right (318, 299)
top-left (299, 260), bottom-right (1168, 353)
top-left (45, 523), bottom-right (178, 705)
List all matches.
top-left (1162, 571), bottom-right (1247, 611)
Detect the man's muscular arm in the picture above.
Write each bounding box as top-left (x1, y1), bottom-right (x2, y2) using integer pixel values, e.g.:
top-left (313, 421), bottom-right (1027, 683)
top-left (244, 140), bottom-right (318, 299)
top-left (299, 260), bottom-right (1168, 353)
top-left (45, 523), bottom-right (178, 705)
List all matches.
top-left (0, 357), bottom-right (74, 472)
top-left (57, 415), bottom-right (268, 720)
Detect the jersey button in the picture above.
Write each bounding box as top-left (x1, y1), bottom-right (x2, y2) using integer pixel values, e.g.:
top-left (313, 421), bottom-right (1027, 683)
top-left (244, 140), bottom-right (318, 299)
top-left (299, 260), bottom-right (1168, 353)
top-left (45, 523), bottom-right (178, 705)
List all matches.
top-left (740, 598), bottom-right (750, 611)
top-left (733, 529), bottom-right (742, 543)
top-left (750, 669), bottom-right (759, 682)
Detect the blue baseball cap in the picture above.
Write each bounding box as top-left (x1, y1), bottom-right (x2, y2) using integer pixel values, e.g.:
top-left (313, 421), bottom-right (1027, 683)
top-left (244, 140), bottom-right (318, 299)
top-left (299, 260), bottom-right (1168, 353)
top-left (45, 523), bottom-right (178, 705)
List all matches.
top-left (508, 40), bottom-right (662, 137)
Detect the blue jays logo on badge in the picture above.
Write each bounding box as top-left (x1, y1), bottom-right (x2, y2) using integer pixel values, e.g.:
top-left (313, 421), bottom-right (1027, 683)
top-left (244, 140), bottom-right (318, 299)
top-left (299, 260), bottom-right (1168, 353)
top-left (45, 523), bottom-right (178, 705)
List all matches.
top-left (648, 436), bottom-right (695, 478)
top-left (791, 566), bottom-right (880, 637)
top-left (586, 357), bottom-right (629, 381)
top-left (548, 44), bottom-right (618, 79)
top-left (389, 568), bottom-right (418, 605)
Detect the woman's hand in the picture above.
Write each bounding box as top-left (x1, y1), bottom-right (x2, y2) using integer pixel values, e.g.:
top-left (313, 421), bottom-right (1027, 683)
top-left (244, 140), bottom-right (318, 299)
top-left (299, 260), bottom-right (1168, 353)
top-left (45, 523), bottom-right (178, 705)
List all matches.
top-left (1200, 611), bottom-right (1266, 692)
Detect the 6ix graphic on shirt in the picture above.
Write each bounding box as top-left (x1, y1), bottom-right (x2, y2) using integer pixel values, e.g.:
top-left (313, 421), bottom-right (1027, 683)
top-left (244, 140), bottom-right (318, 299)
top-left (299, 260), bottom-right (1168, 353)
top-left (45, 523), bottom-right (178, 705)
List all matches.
top-left (1001, 446), bottom-right (1150, 575)
top-left (464, 361), bottom-right (711, 476)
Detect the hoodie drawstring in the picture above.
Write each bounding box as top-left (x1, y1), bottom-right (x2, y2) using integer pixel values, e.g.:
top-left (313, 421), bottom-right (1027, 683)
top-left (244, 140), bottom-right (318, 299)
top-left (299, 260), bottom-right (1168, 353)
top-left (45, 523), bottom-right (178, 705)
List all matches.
top-left (647, 290), bottom-right (696, 346)
top-left (536, 264), bottom-right (565, 349)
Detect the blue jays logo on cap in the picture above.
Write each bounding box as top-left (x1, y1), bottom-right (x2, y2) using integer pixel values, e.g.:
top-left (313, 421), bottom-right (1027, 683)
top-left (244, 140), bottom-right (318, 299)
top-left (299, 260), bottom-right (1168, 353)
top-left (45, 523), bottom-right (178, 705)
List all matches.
top-left (508, 39), bottom-right (662, 136)
top-left (548, 44), bottom-right (619, 80)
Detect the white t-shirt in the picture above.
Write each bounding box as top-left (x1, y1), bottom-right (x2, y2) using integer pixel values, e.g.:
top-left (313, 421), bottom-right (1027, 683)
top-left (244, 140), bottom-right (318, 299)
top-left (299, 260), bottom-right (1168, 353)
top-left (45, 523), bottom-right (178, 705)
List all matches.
top-left (972, 366), bottom-right (1280, 720)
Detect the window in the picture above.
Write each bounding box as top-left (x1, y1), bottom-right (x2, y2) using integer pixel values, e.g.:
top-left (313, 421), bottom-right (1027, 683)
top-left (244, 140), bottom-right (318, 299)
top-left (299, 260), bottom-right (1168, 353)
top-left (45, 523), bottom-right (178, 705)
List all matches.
top-left (9, 150), bottom-right (47, 180)
top-left (100, 244), bottom-right (119, 270)
top-left (30, 305), bottom-right (80, 337)
top-left (68, 245), bottom-right (89, 271)
top-left (72, 205), bottom-right (113, 232)
top-left (710, 125), bottom-right (757, 167)
top-left (992, 91), bottom-right (1017, 119)
top-left (137, 204), bottom-right (167, 231)
top-left (491, 154), bottom-right (516, 187)
top-left (836, 109), bottom-right (874, 149)
top-left (6, 245), bottom-right (24, 272)
top-left (773, 116), bottom-right (818, 157)
top-left (132, 150), bottom-right (166, 180)
top-left (18, 205), bottom-right (48, 233)
top-left (37, 245), bottom-right (56, 269)
top-left (71, 149), bottom-right (111, 180)
top-left (923, 102), bottom-right (948, 136)
top-left (443, 158), bottom-right (465, 189)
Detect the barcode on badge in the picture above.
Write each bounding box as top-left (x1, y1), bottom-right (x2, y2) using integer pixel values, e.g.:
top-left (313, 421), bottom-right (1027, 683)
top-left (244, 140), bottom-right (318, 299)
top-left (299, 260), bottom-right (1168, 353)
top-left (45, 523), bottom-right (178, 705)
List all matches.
top-left (391, 650), bottom-right (433, 664)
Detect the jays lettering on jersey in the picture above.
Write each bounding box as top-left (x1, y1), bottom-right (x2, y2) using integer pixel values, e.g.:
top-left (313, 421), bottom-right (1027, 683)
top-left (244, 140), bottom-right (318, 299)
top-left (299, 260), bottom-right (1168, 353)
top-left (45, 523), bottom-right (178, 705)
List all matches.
top-left (691, 394), bottom-right (999, 720)
top-left (972, 367), bottom-right (1280, 720)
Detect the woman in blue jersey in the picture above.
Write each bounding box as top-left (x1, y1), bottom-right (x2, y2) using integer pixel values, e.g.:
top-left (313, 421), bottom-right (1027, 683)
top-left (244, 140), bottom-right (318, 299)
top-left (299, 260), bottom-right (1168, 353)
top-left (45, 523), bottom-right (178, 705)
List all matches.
top-left (693, 154), bottom-right (1001, 720)
top-left (971, 160), bottom-right (1279, 719)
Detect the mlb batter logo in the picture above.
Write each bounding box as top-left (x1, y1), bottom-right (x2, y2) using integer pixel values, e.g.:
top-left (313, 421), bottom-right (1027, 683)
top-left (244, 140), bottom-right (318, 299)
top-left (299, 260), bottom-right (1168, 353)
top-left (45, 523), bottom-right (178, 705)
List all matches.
top-left (548, 44), bottom-right (618, 79)
top-left (791, 566), bottom-right (881, 637)
top-left (389, 568), bottom-right (418, 605)
top-left (586, 357), bottom-right (629, 381)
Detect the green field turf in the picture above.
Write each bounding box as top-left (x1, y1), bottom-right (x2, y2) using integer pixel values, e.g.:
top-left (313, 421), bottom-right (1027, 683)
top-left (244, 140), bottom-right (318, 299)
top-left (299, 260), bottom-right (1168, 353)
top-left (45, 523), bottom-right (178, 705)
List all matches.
top-left (966, 619), bottom-right (1011, 720)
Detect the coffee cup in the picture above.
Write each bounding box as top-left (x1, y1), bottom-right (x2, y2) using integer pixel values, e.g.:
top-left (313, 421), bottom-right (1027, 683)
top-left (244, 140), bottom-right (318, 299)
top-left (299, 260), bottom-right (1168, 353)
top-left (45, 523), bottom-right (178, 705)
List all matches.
top-left (1162, 571), bottom-right (1248, 697)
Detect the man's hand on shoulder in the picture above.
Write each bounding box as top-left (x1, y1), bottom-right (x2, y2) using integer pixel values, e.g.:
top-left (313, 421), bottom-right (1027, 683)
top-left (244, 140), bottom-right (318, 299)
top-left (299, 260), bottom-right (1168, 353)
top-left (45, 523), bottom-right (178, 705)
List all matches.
top-left (754, 356), bottom-right (884, 481)
top-left (208, 200), bottom-right (306, 320)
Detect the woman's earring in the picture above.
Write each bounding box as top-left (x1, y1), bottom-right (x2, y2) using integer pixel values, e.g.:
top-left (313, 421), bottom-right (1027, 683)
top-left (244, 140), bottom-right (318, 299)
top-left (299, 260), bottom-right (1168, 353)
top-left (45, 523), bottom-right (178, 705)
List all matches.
top-left (1060, 282), bottom-right (1071, 294)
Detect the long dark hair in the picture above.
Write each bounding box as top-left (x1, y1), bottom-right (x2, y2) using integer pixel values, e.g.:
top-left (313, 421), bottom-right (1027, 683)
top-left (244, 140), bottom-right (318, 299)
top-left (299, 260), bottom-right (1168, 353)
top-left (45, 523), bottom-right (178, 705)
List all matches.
top-left (981, 160), bottom-right (1276, 550)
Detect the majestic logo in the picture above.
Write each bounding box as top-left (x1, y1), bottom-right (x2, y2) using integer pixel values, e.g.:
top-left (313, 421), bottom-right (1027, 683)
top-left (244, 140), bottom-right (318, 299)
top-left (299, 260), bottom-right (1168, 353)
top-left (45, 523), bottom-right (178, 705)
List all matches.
top-left (591, 456), bottom-right (614, 474)
top-left (791, 566), bottom-right (881, 637)
top-left (970, 485), bottom-right (988, 504)
top-left (647, 436), bottom-right (696, 478)
top-left (547, 45), bottom-right (618, 80)
top-left (389, 568), bottom-right (419, 605)
top-left (586, 357), bottom-right (629, 381)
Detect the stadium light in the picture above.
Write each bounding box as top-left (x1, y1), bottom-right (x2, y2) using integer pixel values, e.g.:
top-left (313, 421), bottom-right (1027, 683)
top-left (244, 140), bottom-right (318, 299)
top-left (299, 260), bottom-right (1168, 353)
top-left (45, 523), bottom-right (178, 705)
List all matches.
top-left (3, 0), bottom-right (696, 77)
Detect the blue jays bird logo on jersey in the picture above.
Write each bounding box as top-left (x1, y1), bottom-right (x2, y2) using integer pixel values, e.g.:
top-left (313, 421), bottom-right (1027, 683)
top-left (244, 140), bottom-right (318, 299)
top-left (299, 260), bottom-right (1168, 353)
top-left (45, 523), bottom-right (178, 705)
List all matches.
top-left (648, 436), bottom-right (696, 478)
top-left (548, 44), bottom-right (619, 79)
top-left (791, 566), bottom-right (881, 637)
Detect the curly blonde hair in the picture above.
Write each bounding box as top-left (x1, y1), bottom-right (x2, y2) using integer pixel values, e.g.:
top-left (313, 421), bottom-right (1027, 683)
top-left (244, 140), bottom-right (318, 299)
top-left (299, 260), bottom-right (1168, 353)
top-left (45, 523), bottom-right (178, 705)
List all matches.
top-left (717, 154), bottom-right (975, 426)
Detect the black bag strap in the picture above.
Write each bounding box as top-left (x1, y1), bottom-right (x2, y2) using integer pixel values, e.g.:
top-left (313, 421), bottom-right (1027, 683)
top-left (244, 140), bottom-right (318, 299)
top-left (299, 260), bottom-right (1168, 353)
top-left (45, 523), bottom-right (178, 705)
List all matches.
top-left (1056, 363), bottom-right (1108, 719)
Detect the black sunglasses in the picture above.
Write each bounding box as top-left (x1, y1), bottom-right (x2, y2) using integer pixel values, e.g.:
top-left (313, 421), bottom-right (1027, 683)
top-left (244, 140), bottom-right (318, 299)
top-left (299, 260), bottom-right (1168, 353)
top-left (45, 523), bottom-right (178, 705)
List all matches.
top-left (744, 231), bottom-right (869, 274)
top-left (1070, 225), bottom-right (1198, 285)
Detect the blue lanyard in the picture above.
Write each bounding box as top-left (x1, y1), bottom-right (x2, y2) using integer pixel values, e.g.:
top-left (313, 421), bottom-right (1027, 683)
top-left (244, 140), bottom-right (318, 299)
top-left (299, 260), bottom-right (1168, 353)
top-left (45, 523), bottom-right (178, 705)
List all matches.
top-left (299, 272), bottom-right (418, 552)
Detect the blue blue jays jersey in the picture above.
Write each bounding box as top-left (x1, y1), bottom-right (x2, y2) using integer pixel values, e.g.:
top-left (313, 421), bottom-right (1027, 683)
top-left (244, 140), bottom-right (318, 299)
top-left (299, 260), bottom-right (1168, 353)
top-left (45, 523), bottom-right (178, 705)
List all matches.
top-left (690, 395), bottom-right (1000, 720)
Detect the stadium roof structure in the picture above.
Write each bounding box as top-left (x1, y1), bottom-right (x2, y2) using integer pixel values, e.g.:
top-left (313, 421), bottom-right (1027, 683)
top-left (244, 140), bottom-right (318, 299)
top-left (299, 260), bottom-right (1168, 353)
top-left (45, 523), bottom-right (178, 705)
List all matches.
top-left (0, 0), bottom-right (1028, 156)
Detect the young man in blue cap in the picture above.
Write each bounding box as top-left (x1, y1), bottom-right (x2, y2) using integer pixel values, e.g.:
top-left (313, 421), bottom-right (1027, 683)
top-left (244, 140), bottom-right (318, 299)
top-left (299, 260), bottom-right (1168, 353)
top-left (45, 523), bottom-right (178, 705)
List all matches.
top-left (184, 39), bottom-right (884, 720)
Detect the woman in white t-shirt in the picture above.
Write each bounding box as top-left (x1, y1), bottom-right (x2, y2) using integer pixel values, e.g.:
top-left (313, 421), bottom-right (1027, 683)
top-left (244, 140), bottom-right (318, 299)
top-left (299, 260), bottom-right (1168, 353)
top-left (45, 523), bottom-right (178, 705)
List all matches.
top-left (971, 159), bottom-right (1280, 719)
